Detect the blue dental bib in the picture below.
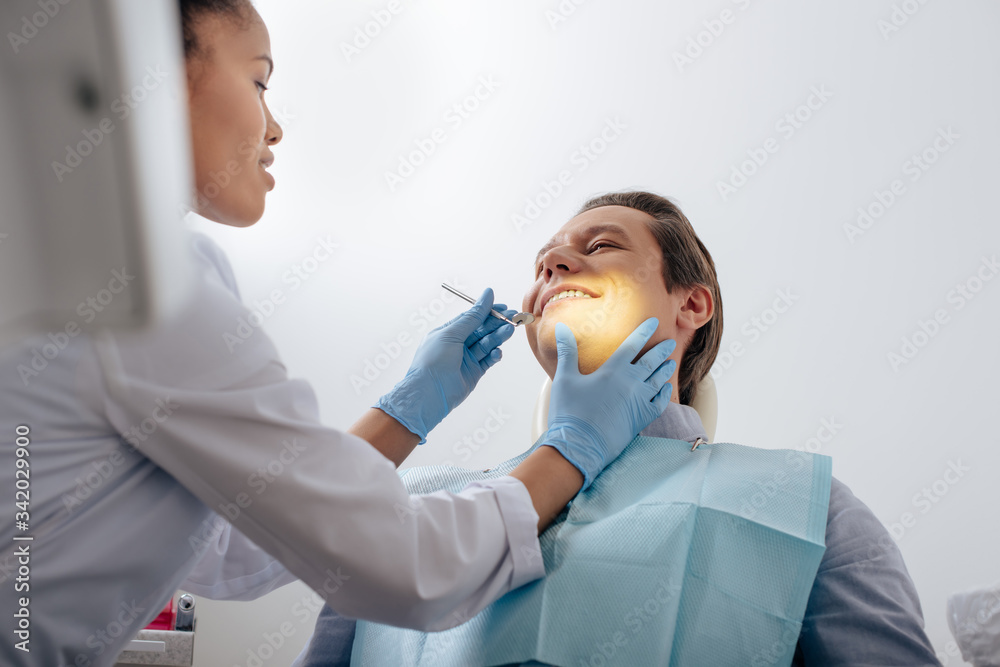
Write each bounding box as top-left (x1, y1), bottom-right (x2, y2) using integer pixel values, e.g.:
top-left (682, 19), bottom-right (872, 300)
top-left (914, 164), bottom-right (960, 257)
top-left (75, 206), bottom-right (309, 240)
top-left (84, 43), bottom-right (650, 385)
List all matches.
top-left (352, 435), bottom-right (831, 667)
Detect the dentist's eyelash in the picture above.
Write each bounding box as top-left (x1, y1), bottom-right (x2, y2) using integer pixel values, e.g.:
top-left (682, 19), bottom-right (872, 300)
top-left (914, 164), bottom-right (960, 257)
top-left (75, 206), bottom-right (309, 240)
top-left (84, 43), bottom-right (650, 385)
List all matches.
top-left (256, 81), bottom-right (269, 92)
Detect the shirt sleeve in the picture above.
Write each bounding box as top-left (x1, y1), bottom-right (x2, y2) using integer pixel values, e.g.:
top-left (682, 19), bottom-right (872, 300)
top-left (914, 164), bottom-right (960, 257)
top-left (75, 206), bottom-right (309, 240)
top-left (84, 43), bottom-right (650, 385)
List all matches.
top-left (292, 604), bottom-right (357, 667)
top-left (792, 477), bottom-right (942, 667)
top-left (91, 231), bottom-right (544, 631)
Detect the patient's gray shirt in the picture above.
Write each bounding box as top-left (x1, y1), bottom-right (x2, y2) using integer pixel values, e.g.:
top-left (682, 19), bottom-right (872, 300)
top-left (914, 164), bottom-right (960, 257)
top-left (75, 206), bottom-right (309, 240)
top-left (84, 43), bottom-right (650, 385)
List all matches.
top-left (292, 402), bottom-right (943, 667)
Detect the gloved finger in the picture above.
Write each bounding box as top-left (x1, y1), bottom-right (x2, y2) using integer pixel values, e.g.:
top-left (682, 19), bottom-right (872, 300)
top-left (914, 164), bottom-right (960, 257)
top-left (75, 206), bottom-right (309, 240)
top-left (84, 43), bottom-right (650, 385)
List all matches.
top-left (650, 381), bottom-right (674, 409)
top-left (470, 322), bottom-right (515, 362)
top-left (432, 292), bottom-right (496, 338)
top-left (447, 288), bottom-right (496, 340)
top-left (465, 302), bottom-right (509, 347)
top-left (481, 347), bottom-right (502, 370)
top-left (636, 338), bottom-right (678, 377)
top-left (606, 317), bottom-right (660, 368)
top-left (553, 322), bottom-right (580, 379)
top-left (646, 358), bottom-right (677, 391)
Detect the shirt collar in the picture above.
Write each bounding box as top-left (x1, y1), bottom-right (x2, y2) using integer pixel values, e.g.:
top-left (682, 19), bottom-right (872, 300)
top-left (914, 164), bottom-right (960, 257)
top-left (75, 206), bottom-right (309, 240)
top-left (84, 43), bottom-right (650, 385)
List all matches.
top-left (638, 400), bottom-right (708, 445)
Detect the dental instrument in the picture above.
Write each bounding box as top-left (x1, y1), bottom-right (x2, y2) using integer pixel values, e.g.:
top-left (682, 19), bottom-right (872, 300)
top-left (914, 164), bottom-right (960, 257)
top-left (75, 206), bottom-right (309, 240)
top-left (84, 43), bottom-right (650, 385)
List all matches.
top-left (440, 283), bottom-right (535, 326)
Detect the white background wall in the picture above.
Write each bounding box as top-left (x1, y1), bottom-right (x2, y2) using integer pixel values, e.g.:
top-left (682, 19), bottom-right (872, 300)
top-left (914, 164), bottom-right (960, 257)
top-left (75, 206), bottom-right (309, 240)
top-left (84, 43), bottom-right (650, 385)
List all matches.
top-left (184, 0), bottom-right (1000, 665)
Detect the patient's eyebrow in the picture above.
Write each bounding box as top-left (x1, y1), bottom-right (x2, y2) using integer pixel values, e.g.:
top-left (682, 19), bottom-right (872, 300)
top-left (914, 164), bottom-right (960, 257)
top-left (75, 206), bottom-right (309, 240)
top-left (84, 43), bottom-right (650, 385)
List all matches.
top-left (534, 224), bottom-right (630, 266)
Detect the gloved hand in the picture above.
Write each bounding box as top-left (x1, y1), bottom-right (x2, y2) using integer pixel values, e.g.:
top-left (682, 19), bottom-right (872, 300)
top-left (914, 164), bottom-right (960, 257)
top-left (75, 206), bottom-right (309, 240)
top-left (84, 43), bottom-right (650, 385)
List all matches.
top-left (375, 288), bottom-right (517, 444)
top-left (542, 317), bottom-right (677, 492)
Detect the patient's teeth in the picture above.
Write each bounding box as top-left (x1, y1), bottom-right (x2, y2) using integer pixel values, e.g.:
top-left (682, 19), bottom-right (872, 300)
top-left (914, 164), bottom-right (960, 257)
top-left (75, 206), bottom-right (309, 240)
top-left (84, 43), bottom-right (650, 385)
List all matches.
top-left (546, 290), bottom-right (594, 305)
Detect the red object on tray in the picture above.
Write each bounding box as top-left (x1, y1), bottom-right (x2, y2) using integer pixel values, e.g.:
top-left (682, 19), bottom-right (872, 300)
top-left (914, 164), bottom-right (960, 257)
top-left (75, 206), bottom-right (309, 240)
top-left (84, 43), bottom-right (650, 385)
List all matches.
top-left (145, 598), bottom-right (176, 630)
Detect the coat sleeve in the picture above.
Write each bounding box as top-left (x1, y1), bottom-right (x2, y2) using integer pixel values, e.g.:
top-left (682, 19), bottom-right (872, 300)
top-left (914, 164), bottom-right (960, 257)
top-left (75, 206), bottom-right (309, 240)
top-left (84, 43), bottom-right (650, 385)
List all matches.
top-left (178, 517), bottom-right (300, 601)
top-left (92, 231), bottom-right (544, 631)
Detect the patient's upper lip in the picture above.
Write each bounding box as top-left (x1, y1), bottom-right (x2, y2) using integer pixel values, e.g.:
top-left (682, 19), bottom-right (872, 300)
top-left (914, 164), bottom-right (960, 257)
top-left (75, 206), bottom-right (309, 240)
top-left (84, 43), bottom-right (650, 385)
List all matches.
top-left (260, 154), bottom-right (275, 168)
top-left (539, 283), bottom-right (599, 315)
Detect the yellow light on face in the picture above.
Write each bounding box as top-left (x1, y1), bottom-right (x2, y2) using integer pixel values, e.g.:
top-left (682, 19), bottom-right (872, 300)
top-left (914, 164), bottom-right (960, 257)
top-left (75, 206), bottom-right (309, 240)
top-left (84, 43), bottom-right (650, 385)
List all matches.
top-left (538, 283), bottom-right (650, 375)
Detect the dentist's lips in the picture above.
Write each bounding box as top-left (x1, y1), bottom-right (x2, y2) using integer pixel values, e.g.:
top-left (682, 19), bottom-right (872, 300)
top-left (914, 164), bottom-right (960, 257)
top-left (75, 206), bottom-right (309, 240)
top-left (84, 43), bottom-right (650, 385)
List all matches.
top-left (259, 161), bottom-right (275, 189)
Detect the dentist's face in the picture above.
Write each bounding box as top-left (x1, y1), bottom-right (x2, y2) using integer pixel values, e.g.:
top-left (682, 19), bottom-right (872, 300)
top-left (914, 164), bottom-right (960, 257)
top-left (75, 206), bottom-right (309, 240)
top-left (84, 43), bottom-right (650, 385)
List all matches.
top-left (185, 8), bottom-right (282, 227)
top-left (522, 206), bottom-right (686, 383)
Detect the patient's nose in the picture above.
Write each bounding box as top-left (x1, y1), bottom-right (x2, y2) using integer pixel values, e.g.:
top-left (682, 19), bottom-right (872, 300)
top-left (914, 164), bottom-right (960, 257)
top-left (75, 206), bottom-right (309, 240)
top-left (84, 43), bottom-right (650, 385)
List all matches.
top-left (540, 246), bottom-right (580, 279)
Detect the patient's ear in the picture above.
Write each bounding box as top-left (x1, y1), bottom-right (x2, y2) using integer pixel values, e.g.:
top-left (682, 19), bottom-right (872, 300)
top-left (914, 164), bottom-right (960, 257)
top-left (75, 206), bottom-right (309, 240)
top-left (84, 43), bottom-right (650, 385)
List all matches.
top-left (677, 284), bottom-right (713, 331)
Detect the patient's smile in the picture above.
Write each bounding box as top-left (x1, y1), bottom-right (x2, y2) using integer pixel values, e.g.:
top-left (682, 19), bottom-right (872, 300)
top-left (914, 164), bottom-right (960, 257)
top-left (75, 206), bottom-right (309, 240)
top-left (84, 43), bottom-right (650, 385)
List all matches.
top-left (544, 290), bottom-right (595, 312)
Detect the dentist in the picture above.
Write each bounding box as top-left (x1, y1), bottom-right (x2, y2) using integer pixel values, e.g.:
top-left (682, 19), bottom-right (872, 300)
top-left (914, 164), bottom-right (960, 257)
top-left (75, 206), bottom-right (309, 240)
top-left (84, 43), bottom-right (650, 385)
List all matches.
top-left (0, 1), bottom-right (677, 665)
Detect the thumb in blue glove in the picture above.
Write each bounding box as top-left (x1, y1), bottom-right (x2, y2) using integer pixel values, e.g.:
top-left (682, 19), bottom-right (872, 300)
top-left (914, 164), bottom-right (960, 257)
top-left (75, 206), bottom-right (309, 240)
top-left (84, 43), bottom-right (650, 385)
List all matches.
top-left (375, 288), bottom-right (517, 444)
top-left (542, 317), bottom-right (677, 491)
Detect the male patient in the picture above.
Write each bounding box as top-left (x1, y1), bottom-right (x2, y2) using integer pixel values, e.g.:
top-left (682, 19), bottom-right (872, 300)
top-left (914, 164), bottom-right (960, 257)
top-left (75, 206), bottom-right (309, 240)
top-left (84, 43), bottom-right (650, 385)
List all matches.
top-left (293, 191), bottom-right (941, 666)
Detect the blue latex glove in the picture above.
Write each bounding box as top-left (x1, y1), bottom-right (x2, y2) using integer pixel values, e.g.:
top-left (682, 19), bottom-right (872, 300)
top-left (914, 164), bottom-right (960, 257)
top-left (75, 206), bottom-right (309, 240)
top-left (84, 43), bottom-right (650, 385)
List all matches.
top-left (375, 288), bottom-right (517, 444)
top-left (542, 317), bottom-right (677, 492)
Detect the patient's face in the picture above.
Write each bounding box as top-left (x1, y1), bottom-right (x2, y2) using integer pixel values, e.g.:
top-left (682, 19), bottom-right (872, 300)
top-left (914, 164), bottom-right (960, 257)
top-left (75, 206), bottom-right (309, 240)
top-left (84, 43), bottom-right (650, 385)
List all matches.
top-left (522, 205), bottom-right (686, 383)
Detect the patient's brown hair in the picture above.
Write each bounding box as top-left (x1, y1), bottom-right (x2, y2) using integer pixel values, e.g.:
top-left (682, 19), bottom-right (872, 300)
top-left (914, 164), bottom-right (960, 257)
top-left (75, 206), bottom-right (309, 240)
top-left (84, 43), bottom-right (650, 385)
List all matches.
top-left (577, 191), bottom-right (723, 406)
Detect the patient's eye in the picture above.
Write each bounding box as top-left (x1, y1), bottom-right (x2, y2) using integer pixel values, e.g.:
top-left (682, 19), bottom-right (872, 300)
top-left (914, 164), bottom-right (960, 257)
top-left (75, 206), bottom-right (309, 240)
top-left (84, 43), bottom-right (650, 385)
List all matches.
top-left (588, 242), bottom-right (617, 252)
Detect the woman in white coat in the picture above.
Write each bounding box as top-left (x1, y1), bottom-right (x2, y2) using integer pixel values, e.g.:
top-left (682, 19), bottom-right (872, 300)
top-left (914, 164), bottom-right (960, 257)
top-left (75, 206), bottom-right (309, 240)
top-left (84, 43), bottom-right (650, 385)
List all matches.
top-left (0, 2), bottom-right (678, 665)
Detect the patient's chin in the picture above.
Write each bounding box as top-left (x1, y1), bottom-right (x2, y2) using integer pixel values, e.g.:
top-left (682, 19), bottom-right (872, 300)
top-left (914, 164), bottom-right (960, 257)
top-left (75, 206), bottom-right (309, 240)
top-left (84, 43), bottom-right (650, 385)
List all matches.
top-left (535, 334), bottom-right (615, 377)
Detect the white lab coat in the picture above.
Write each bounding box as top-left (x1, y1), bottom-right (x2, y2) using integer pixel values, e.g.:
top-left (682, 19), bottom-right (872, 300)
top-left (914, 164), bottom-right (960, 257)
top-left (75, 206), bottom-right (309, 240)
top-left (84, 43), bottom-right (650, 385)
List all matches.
top-left (0, 230), bottom-right (543, 667)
